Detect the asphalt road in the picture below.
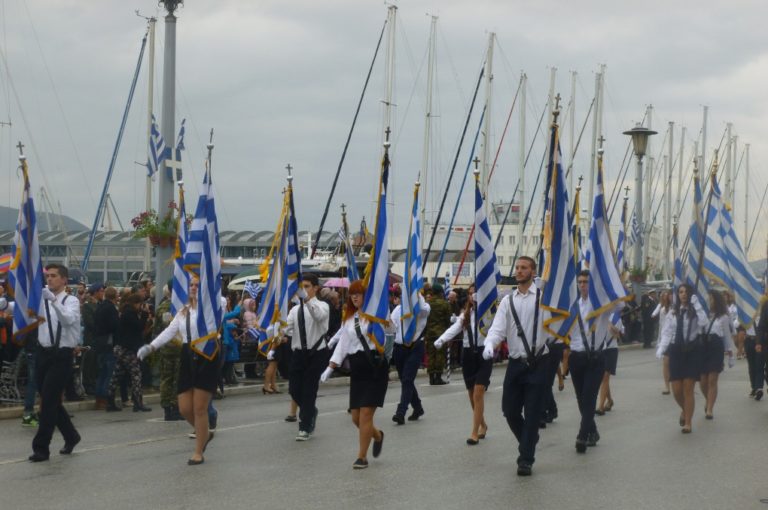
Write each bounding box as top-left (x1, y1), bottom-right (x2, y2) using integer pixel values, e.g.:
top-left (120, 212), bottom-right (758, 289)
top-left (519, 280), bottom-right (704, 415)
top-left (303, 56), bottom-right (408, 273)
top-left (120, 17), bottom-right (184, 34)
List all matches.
top-left (1, 348), bottom-right (766, 510)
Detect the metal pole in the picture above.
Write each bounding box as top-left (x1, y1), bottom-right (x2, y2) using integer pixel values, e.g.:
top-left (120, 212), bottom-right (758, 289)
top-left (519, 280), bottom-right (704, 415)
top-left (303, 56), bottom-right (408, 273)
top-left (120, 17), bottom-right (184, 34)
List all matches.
top-left (588, 70), bottom-right (600, 219)
top-left (643, 105), bottom-right (653, 271)
top-left (633, 154), bottom-right (644, 304)
top-left (665, 121), bottom-right (673, 278)
top-left (420, 16), bottom-right (437, 252)
top-left (519, 73), bottom-right (526, 256)
top-left (144, 17), bottom-right (156, 272)
top-left (701, 105), bottom-right (708, 174)
top-left (745, 143), bottom-right (750, 248)
top-left (481, 32), bottom-right (495, 202)
top-left (568, 70), bottom-right (576, 197)
top-left (676, 126), bottom-right (685, 223)
top-left (725, 122), bottom-right (732, 206)
top-left (156, 1), bottom-right (179, 306)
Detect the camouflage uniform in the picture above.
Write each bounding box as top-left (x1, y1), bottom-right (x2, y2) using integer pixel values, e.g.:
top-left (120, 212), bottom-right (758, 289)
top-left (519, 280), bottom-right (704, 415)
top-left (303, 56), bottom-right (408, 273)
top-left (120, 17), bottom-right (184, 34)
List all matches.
top-left (424, 296), bottom-right (451, 379)
top-left (154, 299), bottom-right (182, 409)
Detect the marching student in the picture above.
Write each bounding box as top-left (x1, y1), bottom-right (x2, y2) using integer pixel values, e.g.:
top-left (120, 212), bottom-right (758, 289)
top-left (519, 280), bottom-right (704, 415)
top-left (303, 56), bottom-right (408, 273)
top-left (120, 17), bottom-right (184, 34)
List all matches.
top-left (652, 290), bottom-right (673, 395)
top-left (283, 273), bottom-right (330, 441)
top-left (389, 288), bottom-right (430, 425)
top-left (29, 264), bottom-right (82, 462)
top-left (434, 284), bottom-right (492, 445)
top-left (569, 271), bottom-right (619, 453)
top-left (320, 280), bottom-right (391, 469)
top-left (700, 290), bottom-right (735, 419)
top-left (483, 256), bottom-right (550, 476)
top-left (656, 283), bottom-right (707, 433)
top-left (139, 277), bottom-right (218, 465)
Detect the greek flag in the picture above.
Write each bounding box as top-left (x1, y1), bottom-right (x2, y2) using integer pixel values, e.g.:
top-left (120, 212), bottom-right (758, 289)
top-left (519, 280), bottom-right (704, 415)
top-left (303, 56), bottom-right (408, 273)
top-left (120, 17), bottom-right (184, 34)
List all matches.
top-left (360, 150), bottom-right (391, 353)
top-left (254, 257), bottom-right (278, 355)
top-left (338, 227), bottom-right (359, 281)
top-left (684, 171), bottom-right (710, 315)
top-left (673, 225), bottom-right (684, 291)
top-left (244, 280), bottom-right (264, 300)
top-left (176, 118), bottom-right (186, 152)
top-left (540, 120), bottom-right (577, 340)
top-left (704, 177), bottom-right (763, 326)
top-left (610, 200), bottom-right (628, 327)
top-left (572, 186), bottom-right (585, 269)
top-left (585, 156), bottom-right (629, 327)
top-left (401, 182), bottom-right (424, 345)
top-left (8, 156), bottom-right (44, 344)
top-left (474, 172), bottom-right (500, 336)
top-left (276, 182), bottom-right (301, 325)
top-left (146, 114), bottom-right (167, 178)
top-left (443, 274), bottom-right (452, 299)
top-left (627, 209), bottom-right (642, 247)
top-left (171, 185), bottom-right (189, 316)
top-left (183, 166), bottom-right (222, 361)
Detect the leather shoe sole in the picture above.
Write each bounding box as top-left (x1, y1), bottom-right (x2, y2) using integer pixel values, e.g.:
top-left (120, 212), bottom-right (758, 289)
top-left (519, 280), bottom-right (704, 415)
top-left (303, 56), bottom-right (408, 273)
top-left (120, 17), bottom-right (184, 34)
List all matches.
top-left (517, 463), bottom-right (532, 476)
top-left (28, 452), bottom-right (49, 462)
top-left (59, 434), bottom-right (81, 455)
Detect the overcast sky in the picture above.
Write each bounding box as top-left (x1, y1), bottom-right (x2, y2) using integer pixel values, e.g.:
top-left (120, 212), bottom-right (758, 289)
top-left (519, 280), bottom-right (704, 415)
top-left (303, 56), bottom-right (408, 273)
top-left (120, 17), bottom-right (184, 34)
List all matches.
top-left (1, 0), bottom-right (767, 257)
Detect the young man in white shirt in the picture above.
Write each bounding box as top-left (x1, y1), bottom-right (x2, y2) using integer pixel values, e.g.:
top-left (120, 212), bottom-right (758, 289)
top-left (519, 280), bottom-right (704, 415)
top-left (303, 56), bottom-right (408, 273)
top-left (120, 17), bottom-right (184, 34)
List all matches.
top-left (483, 256), bottom-right (550, 476)
top-left (284, 273), bottom-right (330, 441)
top-left (29, 264), bottom-right (82, 462)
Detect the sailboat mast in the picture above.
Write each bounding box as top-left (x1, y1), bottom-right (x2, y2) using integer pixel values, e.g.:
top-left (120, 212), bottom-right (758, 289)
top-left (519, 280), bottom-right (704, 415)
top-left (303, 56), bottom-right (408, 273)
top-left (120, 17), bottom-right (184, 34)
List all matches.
top-left (382, 4), bottom-right (397, 249)
top-left (568, 70), bottom-right (576, 196)
top-left (643, 104), bottom-right (653, 268)
top-left (518, 73), bottom-right (526, 255)
top-left (144, 16), bottom-right (156, 272)
top-left (745, 143), bottom-right (750, 246)
top-left (664, 121), bottom-right (673, 278)
top-left (725, 122), bottom-right (733, 206)
top-left (481, 32), bottom-right (495, 202)
top-left (676, 126), bottom-right (685, 220)
top-left (701, 105), bottom-right (708, 174)
top-left (587, 68), bottom-right (600, 219)
top-left (420, 15), bottom-right (437, 253)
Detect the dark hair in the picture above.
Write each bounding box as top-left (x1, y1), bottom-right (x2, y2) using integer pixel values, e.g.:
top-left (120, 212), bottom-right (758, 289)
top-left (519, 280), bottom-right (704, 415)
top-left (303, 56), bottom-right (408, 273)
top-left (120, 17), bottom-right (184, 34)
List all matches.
top-left (301, 273), bottom-right (319, 287)
top-left (104, 287), bottom-right (118, 301)
top-left (709, 290), bottom-right (727, 318)
top-left (516, 256), bottom-right (536, 270)
top-left (674, 284), bottom-right (695, 318)
top-left (120, 293), bottom-right (144, 313)
top-left (577, 270), bottom-right (590, 279)
top-left (45, 263), bottom-right (68, 279)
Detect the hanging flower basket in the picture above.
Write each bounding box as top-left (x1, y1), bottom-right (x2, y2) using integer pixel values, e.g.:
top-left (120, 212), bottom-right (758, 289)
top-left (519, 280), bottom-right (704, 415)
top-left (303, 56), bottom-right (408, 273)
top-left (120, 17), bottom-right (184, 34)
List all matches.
top-left (629, 267), bottom-right (647, 283)
top-left (131, 201), bottom-right (188, 245)
top-left (148, 234), bottom-right (175, 248)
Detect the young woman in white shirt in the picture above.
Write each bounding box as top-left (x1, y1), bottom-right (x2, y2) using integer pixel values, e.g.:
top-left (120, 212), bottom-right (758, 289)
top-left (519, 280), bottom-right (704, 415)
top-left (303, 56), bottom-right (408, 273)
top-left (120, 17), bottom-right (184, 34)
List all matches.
top-left (652, 290), bottom-right (673, 395)
top-left (320, 280), bottom-right (389, 469)
top-left (700, 290), bottom-right (735, 419)
top-left (434, 285), bottom-right (492, 445)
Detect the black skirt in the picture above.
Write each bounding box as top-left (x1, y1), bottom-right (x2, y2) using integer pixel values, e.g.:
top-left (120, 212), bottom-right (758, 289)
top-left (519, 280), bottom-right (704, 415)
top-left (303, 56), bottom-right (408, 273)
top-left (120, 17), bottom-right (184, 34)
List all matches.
top-left (462, 347), bottom-right (493, 390)
top-left (348, 351), bottom-right (388, 409)
top-left (178, 343), bottom-right (221, 394)
top-left (603, 348), bottom-right (618, 375)
top-left (700, 338), bottom-right (725, 374)
top-left (668, 342), bottom-right (702, 381)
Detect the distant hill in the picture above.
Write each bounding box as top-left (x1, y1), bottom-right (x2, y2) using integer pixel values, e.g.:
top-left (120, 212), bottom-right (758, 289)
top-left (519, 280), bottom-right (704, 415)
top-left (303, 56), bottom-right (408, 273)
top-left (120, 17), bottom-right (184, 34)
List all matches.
top-left (0, 205), bottom-right (88, 232)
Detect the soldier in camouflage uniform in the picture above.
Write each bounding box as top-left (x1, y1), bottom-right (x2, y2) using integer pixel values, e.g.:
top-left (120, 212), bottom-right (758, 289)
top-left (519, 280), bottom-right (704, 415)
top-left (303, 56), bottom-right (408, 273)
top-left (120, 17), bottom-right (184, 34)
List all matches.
top-left (424, 284), bottom-right (451, 385)
top-left (154, 286), bottom-right (183, 421)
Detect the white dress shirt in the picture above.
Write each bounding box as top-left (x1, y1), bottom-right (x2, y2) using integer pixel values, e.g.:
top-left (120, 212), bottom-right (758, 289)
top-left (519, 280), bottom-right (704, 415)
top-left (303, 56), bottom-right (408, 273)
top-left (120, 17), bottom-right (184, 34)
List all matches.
top-left (284, 297), bottom-right (330, 351)
top-left (38, 289), bottom-right (81, 348)
top-left (330, 313), bottom-right (394, 365)
top-left (485, 286), bottom-right (550, 359)
top-left (658, 296), bottom-right (708, 353)
top-left (706, 314), bottom-right (736, 352)
top-left (436, 311), bottom-right (485, 348)
top-left (571, 297), bottom-right (622, 352)
top-left (150, 307), bottom-right (204, 350)
top-left (390, 296), bottom-right (431, 345)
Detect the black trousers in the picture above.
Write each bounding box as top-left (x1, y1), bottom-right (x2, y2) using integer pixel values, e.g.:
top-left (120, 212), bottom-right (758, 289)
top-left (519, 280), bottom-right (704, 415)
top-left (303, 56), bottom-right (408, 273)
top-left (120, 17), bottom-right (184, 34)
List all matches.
top-left (543, 343), bottom-right (564, 420)
top-left (745, 337), bottom-right (765, 391)
top-left (288, 348), bottom-right (329, 433)
top-left (569, 350), bottom-right (605, 440)
top-left (32, 347), bottom-right (80, 456)
top-left (501, 356), bottom-right (549, 466)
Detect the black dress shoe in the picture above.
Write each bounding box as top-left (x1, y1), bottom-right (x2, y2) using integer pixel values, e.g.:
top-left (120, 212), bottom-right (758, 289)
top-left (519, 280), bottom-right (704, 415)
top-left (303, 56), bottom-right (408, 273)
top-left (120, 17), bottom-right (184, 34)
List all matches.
top-left (575, 438), bottom-right (587, 453)
top-left (587, 431), bottom-right (600, 446)
top-left (466, 438), bottom-right (479, 445)
top-left (60, 434), bottom-right (81, 455)
top-left (372, 431), bottom-right (384, 458)
top-left (133, 404), bottom-right (152, 412)
top-left (392, 414), bottom-right (405, 425)
top-left (407, 408), bottom-right (424, 421)
top-left (517, 462), bottom-right (532, 476)
top-left (187, 457), bottom-right (205, 466)
top-left (28, 452), bottom-right (49, 462)
top-left (284, 415), bottom-right (297, 423)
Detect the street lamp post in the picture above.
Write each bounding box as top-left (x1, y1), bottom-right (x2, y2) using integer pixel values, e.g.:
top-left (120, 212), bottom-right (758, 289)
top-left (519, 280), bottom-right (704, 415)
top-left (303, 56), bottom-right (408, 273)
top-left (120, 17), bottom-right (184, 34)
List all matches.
top-left (623, 123), bottom-right (657, 304)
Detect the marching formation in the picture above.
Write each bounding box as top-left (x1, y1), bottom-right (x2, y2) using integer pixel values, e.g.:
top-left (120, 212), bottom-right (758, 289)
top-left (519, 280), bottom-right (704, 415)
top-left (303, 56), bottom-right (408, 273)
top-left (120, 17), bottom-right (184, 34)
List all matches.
top-left (2, 104), bottom-right (765, 479)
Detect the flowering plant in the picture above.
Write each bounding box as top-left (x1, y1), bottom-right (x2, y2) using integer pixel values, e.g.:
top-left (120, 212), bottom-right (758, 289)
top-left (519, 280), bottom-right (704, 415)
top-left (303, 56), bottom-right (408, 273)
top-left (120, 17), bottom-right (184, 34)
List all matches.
top-left (130, 201), bottom-right (183, 241)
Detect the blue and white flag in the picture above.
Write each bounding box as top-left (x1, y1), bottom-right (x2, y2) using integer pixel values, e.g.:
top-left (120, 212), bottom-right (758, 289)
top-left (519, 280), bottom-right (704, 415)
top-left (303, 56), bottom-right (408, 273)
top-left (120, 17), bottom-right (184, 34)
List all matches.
top-left (685, 171), bottom-right (710, 315)
top-left (183, 165), bottom-right (222, 361)
top-left (244, 280), bottom-right (264, 300)
top-left (276, 182), bottom-right (301, 325)
top-left (673, 225), bottom-right (684, 291)
top-left (704, 176), bottom-right (763, 326)
top-left (401, 183), bottom-right (424, 345)
top-left (610, 200), bottom-right (629, 327)
top-left (474, 171), bottom-right (500, 336)
top-left (146, 114), bottom-right (167, 178)
top-left (626, 209), bottom-right (642, 247)
top-left (540, 120), bottom-right (578, 340)
top-left (585, 156), bottom-right (629, 327)
top-left (360, 150), bottom-right (391, 353)
top-left (338, 225), bottom-right (359, 282)
top-left (171, 185), bottom-right (189, 316)
top-left (8, 156), bottom-right (44, 344)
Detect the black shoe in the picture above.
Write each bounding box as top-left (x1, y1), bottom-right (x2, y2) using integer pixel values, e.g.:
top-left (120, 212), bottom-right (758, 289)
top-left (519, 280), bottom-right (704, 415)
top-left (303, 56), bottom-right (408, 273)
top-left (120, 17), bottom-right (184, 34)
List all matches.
top-left (434, 377), bottom-right (448, 385)
top-left (133, 404), bottom-right (152, 412)
top-left (539, 421), bottom-right (547, 429)
top-left (372, 431), bottom-right (384, 458)
top-left (164, 405), bottom-right (184, 421)
top-left (575, 438), bottom-right (587, 453)
top-left (28, 452), bottom-right (49, 462)
top-left (352, 458), bottom-right (369, 469)
top-left (392, 414), bottom-right (405, 425)
top-left (284, 415), bottom-right (297, 423)
top-left (59, 433), bottom-right (81, 455)
top-left (187, 457), bottom-right (205, 466)
top-left (466, 438), bottom-right (479, 445)
top-left (595, 409), bottom-right (606, 416)
top-left (587, 431), bottom-right (600, 447)
top-left (755, 389), bottom-right (763, 401)
top-left (407, 408), bottom-right (424, 421)
top-left (517, 462), bottom-right (532, 476)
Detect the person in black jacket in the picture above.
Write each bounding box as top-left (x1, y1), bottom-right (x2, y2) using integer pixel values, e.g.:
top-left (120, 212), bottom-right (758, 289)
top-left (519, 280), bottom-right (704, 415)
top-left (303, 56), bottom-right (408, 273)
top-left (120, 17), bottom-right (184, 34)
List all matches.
top-left (93, 287), bottom-right (119, 409)
top-left (106, 294), bottom-right (151, 412)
